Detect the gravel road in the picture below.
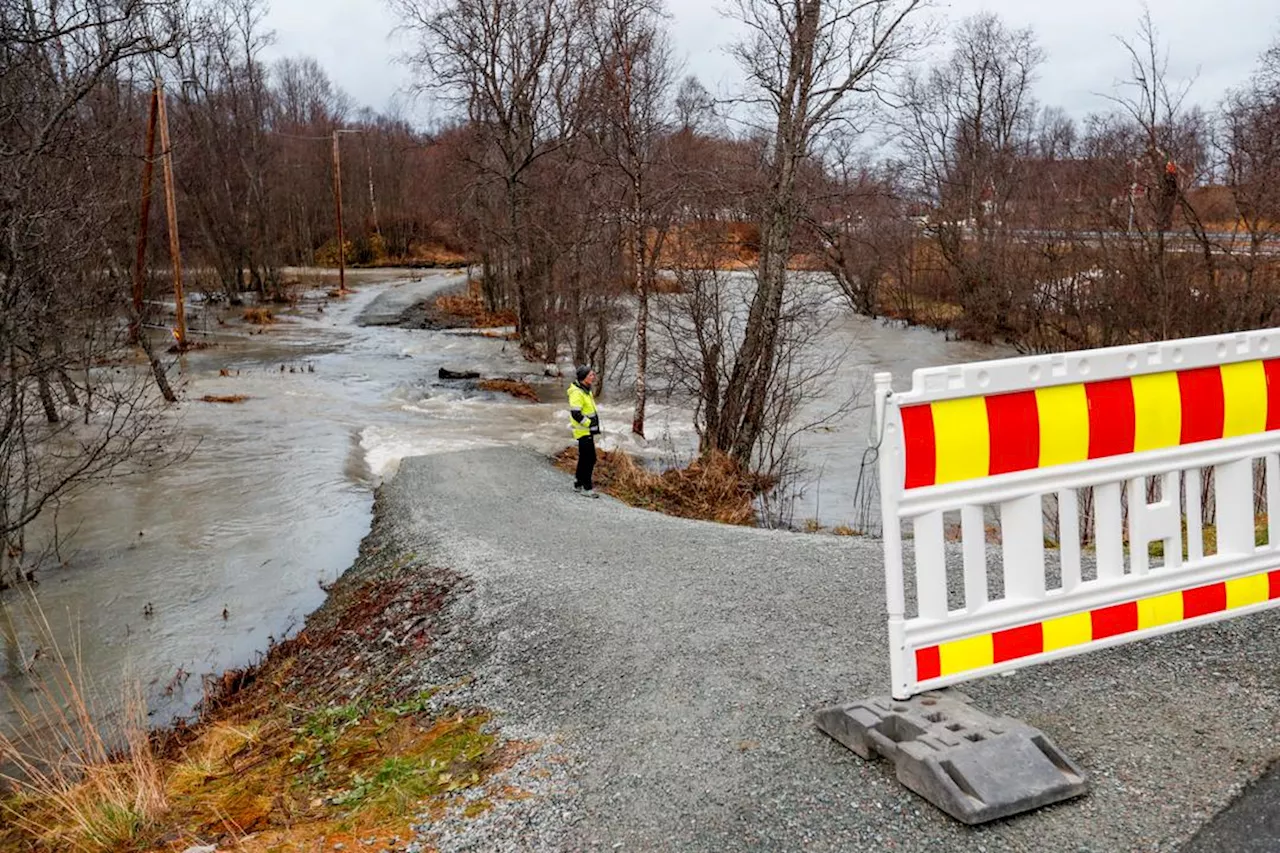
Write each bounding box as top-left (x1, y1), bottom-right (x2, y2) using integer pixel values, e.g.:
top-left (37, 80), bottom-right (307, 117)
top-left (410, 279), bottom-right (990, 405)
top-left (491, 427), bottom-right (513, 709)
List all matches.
top-left (385, 447), bottom-right (1280, 852)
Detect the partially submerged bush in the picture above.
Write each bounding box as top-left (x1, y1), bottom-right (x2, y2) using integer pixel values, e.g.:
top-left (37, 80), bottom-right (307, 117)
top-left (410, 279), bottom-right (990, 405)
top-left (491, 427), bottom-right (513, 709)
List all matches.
top-left (434, 282), bottom-right (518, 328)
top-left (243, 307), bottom-right (275, 325)
top-left (478, 379), bottom-right (539, 403)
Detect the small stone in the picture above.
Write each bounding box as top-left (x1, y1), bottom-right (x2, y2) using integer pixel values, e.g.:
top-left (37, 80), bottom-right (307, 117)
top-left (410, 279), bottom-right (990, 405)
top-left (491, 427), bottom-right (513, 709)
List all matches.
top-left (181, 847), bottom-right (217, 853)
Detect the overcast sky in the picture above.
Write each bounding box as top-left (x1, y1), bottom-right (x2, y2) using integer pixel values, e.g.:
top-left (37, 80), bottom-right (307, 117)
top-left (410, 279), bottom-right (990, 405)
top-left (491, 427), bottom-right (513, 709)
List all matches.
top-left (261, 0), bottom-right (1279, 128)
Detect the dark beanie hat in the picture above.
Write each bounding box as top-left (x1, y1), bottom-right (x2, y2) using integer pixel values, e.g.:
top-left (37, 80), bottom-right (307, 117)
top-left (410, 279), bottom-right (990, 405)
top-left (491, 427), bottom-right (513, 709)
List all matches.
top-left (576, 365), bottom-right (592, 383)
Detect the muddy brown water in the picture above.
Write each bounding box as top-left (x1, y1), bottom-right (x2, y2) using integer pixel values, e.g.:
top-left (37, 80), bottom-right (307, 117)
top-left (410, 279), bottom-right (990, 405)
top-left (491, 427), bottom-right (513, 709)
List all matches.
top-left (0, 269), bottom-right (1006, 740)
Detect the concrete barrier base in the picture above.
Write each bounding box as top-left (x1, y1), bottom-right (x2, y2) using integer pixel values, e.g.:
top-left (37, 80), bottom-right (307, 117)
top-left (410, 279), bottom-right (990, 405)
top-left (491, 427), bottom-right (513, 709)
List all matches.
top-left (816, 690), bottom-right (1088, 825)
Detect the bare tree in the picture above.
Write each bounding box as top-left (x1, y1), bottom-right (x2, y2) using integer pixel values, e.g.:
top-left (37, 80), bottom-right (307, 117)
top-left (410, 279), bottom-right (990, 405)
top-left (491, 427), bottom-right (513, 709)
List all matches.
top-left (0, 0), bottom-right (186, 584)
top-left (162, 0), bottom-right (282, 299)
top-left (1094, 12), bottom-right (1215, 341)
top-left (898, 11), bottom-right (1043, 343)
top-left (271, 56), bottom-right (347, 265)
top-left (584, 0), bottom-right (676, 435)
top-left (652, 211), bottom-right (854, 495)
top-left (811, 150), bottom-right (912, 317)
top-left (1220, 35), bottom-right (1280, 324)
top-left (392, 0), bottom-right (587, 350)
top-left (709, 0), bottom-right (927, 465)
top-left (674, 75), bottom-right (714, 134)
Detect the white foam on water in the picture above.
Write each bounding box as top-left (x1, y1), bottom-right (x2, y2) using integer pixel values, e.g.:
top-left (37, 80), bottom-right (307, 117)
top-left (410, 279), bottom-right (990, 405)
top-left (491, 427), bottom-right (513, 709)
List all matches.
top-left (359, 425), bottom-right (504, 481)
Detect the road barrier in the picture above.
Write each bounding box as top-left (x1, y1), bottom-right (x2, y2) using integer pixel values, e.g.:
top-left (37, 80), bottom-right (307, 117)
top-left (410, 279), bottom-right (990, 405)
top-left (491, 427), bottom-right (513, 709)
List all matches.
top-left (875, 329), bottom-right (1280, 700)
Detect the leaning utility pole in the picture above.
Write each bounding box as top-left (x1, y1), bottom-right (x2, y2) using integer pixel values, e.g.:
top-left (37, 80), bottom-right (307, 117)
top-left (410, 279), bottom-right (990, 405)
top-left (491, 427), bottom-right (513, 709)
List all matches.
top-left (156, 78), bottom-right (187, 348)
top-left (332, 130), bottom-right (349, 295)
top-left (130, 80), bottom-right (178, 401)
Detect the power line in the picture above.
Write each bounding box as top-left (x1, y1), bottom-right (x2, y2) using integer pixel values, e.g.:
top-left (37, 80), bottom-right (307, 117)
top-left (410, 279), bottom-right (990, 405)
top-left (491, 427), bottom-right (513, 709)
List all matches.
top-left (268, 131), bottom-right (333, 141)
top-left (268, 129), bottom-right (366, 141)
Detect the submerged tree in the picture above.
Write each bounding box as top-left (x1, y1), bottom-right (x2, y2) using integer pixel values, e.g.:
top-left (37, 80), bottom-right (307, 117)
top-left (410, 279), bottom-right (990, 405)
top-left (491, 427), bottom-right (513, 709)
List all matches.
top-left (898, 11), bottom-right (1044, 343)
top-left (392, 0), bottom-right (587, 344)
top-left (583, 0), bottom-right (676, 435)
top-left (707, 0), bottom-right (927, 468)
top-left (0, 0), bottom-right (187, 584)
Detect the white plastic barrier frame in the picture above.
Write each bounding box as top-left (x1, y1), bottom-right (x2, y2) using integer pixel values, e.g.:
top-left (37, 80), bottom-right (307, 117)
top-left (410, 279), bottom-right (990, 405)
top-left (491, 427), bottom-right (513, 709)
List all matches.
top-left (876, 328), bottom-right (1280, 700)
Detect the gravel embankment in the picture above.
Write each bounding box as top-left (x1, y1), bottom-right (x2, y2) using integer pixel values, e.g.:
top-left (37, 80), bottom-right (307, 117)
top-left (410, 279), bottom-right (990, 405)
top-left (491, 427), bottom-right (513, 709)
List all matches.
top-left (380, 447), bottom-right (1279, 852)
top-left (354, 270), bottom-right (468, 327)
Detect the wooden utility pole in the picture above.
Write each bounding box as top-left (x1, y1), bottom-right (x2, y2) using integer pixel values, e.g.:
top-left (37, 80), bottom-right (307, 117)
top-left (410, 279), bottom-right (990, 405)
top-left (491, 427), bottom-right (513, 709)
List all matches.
top-left (156, 78), bottom-right (187, 348)
top-left (332, 130), bottom-right (348, 295)
top-left (130, 80), bottom-right (178, 402)
top-left (131, 85), bottom-right (160, 344)
top-left (365, 135), bottom-right (380, 237)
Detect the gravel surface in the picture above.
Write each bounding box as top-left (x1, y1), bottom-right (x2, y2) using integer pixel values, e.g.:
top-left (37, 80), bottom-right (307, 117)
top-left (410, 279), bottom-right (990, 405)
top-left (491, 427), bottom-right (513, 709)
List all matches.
top-left (380, 447), bottom-right (1280, 852)
top-left (354, 270), bottom-right (467, 327)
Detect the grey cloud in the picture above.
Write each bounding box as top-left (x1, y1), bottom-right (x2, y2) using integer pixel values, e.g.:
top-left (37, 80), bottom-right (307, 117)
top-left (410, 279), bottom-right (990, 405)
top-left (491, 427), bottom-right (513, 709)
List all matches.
top-left (261, 0), bottom-right (1279, 127)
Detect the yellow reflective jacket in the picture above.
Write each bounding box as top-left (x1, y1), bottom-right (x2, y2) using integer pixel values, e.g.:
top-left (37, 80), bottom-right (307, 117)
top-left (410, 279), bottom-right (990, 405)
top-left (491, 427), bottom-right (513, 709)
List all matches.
top-left (567, 382), bottom-right (599, 439)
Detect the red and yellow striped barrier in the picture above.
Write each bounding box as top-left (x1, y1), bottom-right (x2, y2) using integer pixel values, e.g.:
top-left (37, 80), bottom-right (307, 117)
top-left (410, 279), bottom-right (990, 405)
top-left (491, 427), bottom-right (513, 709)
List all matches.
top-left (914, 569), bottom-right (1280, 682)
top-left (900, 359), bottom-right (1280, 489)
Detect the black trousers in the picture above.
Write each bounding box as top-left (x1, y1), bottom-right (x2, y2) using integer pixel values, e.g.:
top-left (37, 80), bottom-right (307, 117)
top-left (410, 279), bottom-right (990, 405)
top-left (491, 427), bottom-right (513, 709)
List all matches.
top-left (576, 435), bottom-right (597, 490)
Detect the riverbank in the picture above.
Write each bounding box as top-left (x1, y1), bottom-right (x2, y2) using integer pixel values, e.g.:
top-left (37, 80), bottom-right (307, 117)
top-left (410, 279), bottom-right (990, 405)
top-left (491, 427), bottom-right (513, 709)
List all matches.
top-left (1, 489), bottom-right (515, 852)
top-left (7, 447), bottom-right (1279, 851)
top-left (0, 270), bottom-right (564, 852)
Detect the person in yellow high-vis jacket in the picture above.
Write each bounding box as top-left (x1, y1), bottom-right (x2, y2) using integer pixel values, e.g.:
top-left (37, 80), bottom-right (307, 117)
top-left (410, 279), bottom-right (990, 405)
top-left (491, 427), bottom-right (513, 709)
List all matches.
top-left (568, 365), bottom-right (601, 498)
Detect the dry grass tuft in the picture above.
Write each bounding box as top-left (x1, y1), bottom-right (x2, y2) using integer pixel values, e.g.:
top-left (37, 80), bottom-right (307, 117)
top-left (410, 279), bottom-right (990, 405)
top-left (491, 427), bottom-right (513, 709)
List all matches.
top-left (242, 307), bottom-right (275, 325)
top-left (405, 241), bottom-right (472, 267)
top-left (554, 447), bottom-right (775, 526)
top-left (434, 282), bottom-right (518, 328)
top-left (478, 379), bottom-right (539, 403)
top-left (0, 603), bottom-right (167, 853)
top-left (831, 525), bottom-right (859, 537)
top-left (200, 395), bottom-right (249, 405)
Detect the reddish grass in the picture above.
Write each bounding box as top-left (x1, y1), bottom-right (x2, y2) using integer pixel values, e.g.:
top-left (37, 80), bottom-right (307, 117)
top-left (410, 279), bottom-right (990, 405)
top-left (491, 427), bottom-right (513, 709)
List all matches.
top-left (553, 447), bottom-right (775, 526)
top-left (478, 379), bottom-right (539, 403)
top-left (434, 281), bottom-right (518, 328)
top-left (406, 241), bottom-right (473, 267)
top-left (242, 307), bottom-right (275, 325)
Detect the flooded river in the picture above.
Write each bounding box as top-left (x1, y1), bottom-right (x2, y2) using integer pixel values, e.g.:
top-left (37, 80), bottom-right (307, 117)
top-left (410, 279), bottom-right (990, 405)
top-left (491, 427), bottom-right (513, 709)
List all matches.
top-left (0, 269), bottom-right (1006, 736)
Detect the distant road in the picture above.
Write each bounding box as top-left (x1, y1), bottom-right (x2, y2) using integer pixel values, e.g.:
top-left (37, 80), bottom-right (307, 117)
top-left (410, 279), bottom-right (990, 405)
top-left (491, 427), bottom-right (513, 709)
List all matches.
top-left (1004, 228), bottom-right (1280, 255)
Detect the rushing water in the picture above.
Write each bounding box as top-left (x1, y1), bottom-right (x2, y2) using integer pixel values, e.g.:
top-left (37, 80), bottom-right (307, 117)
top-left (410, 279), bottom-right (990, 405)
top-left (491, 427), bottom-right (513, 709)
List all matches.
top-left (0, 269), bottom-right (1007, 737)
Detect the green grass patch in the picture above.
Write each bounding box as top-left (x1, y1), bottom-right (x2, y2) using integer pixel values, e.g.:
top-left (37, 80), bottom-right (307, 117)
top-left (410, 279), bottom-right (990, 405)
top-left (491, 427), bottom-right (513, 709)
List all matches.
top-left (151, 687), bottom-right (499, 848)
top-left (82, 801), bottom-right (146, 850)
top-left (286, 692), bottom-right (494, 822)
top-left (1044, 516), bottom-right (1270, 559)
top-left (1148, 517), bottom-right (1269, 559)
